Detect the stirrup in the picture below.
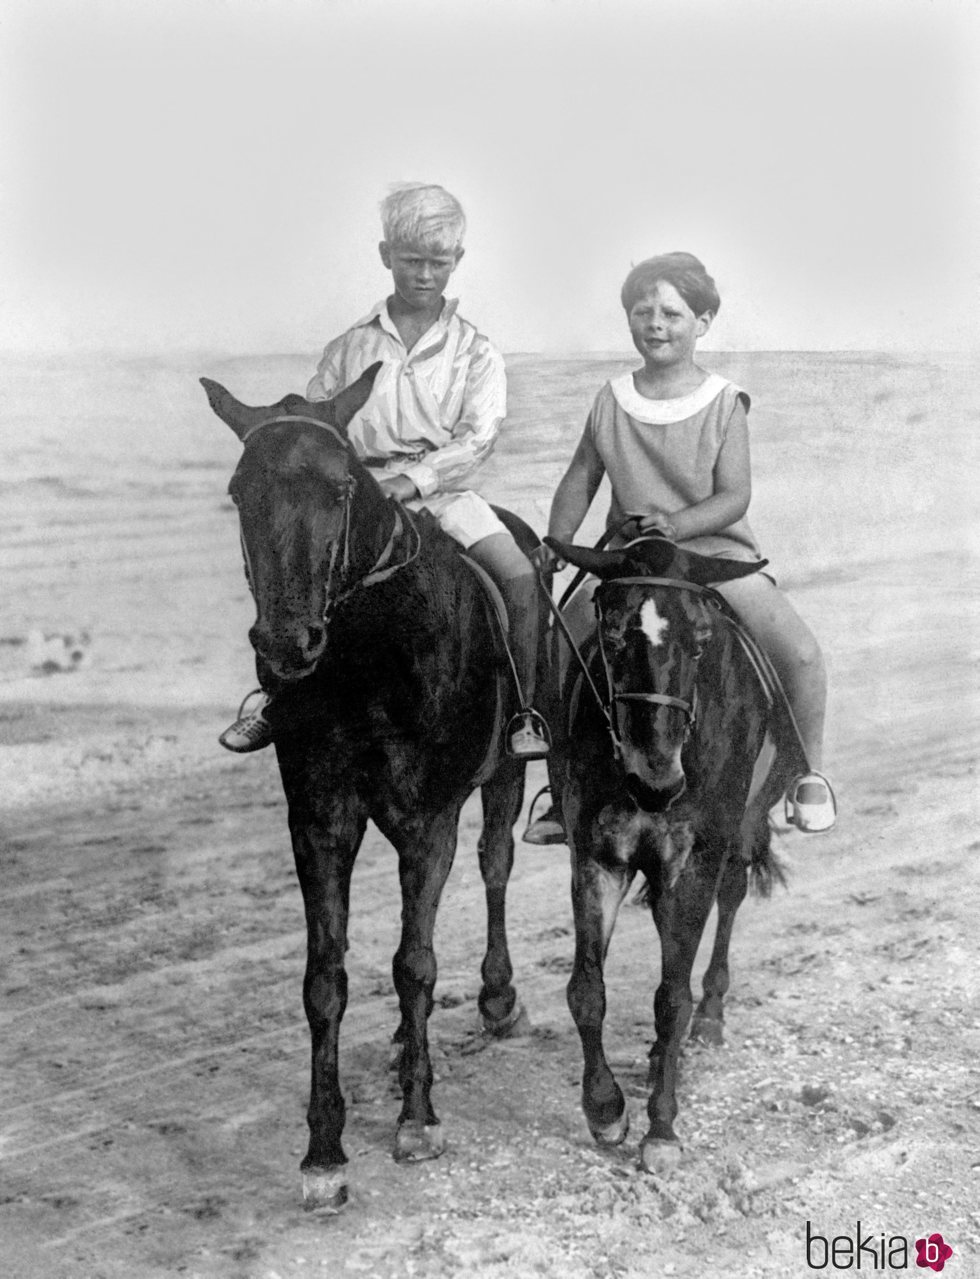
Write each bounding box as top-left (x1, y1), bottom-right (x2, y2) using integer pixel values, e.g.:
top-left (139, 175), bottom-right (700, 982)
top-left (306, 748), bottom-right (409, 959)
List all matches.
top-left (785, 771), bottom-right (837, 833)
top-left (506, 709), bottom-right (551, 760)
top-left (522, 786), bottom-right (567, 846)
top-left (219, 689), bottom-right (274, 754)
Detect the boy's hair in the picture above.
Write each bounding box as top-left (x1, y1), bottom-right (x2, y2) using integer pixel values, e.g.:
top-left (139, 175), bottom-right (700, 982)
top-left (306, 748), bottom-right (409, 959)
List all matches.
top-left (621, 252), bottom-right (721, 317)
top-left (380, 183), bottom-right (466, 253)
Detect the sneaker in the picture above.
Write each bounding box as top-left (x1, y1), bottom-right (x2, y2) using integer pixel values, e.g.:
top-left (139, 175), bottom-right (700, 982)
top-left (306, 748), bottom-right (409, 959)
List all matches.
top-left (219, 690), bottom-right (274, 753)
top-left (506, 709), bottom-right (551, 760)
top-left (522, 787), bottom-right (566, 845)
top-left (785, 772), bottom-right (837, 833)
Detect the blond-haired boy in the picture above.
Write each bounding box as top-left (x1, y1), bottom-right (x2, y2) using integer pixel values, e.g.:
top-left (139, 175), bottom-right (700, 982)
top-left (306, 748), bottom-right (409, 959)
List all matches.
top-left (221, 183), bottom-right (549, 759)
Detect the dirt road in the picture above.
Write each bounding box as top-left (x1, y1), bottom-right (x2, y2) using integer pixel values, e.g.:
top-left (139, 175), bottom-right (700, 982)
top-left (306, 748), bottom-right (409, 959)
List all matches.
top-left (2, 557), bottom-right (979, 1279)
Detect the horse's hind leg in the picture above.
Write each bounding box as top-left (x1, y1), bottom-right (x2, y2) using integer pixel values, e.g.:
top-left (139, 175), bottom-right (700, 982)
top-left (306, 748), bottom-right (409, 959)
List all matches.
top-left (287, 793), bottom-right (367, 1212)
top-left (477, 764), bottom-right (531, 1037)
top-left (567, 847), bottom-right (635, 1148)
top-left (691, 852), bottom-right (749, 1046)
top-left (388, 807), bottom-right (461, 1163)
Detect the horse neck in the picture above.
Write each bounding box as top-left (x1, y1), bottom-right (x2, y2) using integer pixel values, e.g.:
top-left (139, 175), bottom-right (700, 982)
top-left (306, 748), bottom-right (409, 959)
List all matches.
top-left (695, 622), bottom-right (772, 760)
top-left (344, 462), bottom-right (399, 579)
top-left (344, 465), bottom-right (471, 629)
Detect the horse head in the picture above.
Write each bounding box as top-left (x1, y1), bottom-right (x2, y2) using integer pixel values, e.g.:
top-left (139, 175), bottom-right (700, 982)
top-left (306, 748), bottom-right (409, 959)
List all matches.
top-left (202, 364), bottom-right (381, 681)
top-left (547, 535), bottom-right (767, 812)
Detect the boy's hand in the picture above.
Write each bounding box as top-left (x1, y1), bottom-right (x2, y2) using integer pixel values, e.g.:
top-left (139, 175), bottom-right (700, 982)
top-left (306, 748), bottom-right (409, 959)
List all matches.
top-left (379, 474), bottom-right (419, 503)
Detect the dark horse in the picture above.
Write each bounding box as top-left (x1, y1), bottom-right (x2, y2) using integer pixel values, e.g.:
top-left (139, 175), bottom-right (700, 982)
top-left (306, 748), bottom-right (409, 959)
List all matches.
top-left (203, 365), bottom-right (545, 1210)
top-left (545, 533), bottom-right (803, 1175)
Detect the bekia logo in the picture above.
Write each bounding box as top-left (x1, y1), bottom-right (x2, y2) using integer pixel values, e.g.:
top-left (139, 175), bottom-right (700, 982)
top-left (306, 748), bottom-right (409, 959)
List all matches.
top-left (914, 1235), bottom-right (954, 1273)
top-left (805, 1221), bottom-right (954, 1271)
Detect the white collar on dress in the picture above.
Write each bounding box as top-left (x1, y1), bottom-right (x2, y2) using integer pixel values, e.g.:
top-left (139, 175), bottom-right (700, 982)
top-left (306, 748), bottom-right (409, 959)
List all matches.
top-left (609, 371), bottom-right (734, 424)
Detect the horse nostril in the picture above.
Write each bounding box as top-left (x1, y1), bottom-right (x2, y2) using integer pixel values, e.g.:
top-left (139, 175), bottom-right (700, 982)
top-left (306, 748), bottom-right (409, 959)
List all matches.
top-left (304, 625), bottom-right (326, 655)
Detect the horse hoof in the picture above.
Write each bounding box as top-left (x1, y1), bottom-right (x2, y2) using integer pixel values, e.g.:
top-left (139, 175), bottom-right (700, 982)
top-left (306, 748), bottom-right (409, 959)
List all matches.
top-left (301, 1166), bottom-right (349, 1213)
top-left (394, 1121), bottom-right (446, 1163)
top-left (639, 1138), bottom-right (682, 1176)
top-left (480, 999), bottom-right (532, 1039)
top-left (690, 1016), bottom-right (724, 1047)
top-left (590, 1107), bottom-right (630, 1148)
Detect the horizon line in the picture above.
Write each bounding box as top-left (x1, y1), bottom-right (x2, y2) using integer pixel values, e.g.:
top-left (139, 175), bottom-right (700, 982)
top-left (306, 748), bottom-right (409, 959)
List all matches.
top-left (0, 346), bottom-right (973, 362)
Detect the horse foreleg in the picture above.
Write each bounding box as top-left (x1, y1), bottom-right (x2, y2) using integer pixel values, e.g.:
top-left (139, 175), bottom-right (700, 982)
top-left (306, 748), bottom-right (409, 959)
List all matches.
top-left (389, 807), bottom-right (460, 1163)
top-left (289, 799), bottom-right (366, 1212)
top-left (477, 764), bottom-right (530, 1037)
top-left (643, 862), bottom-right (720, 1174)
top-left (566, 841), bottom-right (636, 1148)
top-left (691, 851), bottom-right (749, 1046)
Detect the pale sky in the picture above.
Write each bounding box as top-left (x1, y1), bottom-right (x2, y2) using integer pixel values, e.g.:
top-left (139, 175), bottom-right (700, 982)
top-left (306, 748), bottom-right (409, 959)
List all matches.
top-left (2, 0), bottom-right (977, 355)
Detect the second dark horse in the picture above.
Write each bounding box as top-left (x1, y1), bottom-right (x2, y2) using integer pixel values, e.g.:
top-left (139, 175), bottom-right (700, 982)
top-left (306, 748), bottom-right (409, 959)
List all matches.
top-left (546, 533), bottom-right (803, 1176)
top-left (203, 365), bottom-right (544, 1210)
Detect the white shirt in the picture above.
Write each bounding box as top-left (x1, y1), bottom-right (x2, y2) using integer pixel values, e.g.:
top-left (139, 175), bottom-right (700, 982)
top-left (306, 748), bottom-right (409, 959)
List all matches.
top-left (306, 299), bottom-right (507, 499)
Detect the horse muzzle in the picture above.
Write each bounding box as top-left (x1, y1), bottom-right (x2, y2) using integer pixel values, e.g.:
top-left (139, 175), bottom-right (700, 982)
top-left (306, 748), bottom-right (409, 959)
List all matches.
top-left (248, 619), bottom-right (327, 681)
top-left (622, 748), bottom-right (687, 813)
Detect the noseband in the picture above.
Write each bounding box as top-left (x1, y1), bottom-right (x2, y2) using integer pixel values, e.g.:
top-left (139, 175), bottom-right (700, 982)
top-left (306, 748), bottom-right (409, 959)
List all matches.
top-left (234, 414), bottom-right (421, 627)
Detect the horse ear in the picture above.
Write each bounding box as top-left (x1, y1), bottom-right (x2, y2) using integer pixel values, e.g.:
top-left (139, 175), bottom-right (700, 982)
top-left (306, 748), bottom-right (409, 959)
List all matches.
top-left (200, 378), bottom-right (293, 441)
top-left (325, 362), bottom-right (382, 432)
top-left (682, 554), bottom-right (770, 586)
top-left (201, 379), bottom-right (254, 440)
top-left (545, 538), bottom-right (631, 579)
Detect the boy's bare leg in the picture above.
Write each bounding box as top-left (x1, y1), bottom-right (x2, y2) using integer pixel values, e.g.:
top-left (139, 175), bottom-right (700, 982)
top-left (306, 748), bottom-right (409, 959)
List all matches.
top-left (468, 532), bottom-right (549, 757)
top-left (468, 533), bottom-right (539, 703)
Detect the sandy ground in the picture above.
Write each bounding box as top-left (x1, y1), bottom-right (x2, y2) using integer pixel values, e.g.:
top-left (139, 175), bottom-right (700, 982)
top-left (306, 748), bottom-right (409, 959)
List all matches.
top-left (2, 352), bottom-right (979, 1277)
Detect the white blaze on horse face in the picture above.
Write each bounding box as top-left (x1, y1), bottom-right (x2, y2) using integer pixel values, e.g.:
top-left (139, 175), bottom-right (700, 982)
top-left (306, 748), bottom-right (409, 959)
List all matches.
top-left (639, 597), bottom-right (670, 651)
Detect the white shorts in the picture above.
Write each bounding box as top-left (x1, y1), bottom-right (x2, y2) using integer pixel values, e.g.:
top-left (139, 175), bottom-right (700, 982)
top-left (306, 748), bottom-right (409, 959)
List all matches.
top-left (407, 490), bottom-right (508, 550)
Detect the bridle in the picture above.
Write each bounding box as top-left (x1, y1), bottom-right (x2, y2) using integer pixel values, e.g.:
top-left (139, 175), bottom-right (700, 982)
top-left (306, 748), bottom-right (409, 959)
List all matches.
top-left (234, 414), bottom-right (421, 627)
top-left (592, 576), bottom-right (722, 759)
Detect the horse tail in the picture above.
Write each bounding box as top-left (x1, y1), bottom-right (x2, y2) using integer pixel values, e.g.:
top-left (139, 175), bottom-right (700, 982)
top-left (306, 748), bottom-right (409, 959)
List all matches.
top-left (630, 830), bottom-right (786, 909)
top-left (746, 823), bottom-right (787, 898)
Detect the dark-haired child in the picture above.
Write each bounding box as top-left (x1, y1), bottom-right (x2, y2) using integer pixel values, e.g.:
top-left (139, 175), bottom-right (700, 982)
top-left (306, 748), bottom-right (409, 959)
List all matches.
top-left (534, 252), bottom-right (835, 836)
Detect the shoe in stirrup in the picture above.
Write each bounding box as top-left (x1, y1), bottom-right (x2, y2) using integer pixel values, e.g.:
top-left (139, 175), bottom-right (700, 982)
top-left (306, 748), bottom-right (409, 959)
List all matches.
top-left (522, 786), bottom-right (567, 845)
top-left (785, 771), bottom-right (837, 833)
top-left (219, 689), bottom-right (274, 753)
top-left (506, 709), bottom-right (551, 760)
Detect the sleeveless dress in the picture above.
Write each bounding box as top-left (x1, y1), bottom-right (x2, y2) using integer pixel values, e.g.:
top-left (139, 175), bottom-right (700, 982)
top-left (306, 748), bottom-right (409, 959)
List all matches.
top-left (586, 372), bottom-right (766, 565)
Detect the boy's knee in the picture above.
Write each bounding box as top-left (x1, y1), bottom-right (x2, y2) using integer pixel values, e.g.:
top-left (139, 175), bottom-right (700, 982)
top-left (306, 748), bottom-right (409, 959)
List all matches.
top-left (470, 532), bottom-right (533, 583)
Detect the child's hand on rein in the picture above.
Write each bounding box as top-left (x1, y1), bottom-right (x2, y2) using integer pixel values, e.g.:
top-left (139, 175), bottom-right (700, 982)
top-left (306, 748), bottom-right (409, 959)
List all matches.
top-left (627, 510), bottom-right (678, 540)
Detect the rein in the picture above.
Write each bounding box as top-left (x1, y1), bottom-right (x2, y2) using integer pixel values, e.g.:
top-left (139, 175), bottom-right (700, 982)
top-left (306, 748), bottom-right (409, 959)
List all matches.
top-left (236, 412), bottom-right (422, 624)
top-left (538, 562), bottom-right (725, 760)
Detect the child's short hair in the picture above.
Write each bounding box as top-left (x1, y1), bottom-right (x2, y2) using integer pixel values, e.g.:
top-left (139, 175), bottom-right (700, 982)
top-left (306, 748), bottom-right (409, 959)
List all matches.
top-left (621, 252), bottom-right (721, 317)
top-left (380, 183), bottom-right (466, 253)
